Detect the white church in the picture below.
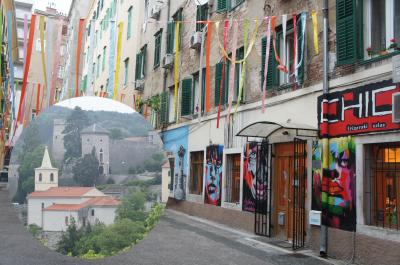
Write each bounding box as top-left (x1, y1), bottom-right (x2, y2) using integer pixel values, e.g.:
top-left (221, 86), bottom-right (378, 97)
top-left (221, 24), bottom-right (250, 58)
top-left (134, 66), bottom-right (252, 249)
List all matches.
top-left (27, 147), bottom-right (120, 232)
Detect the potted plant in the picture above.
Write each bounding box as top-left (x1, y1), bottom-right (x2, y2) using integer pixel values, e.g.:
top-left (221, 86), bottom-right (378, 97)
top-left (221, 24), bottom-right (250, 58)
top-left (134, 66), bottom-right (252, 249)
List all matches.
top-left (379, 48), bottom-right (389, 56)
top-left (388, 38), bottom-right (399, 52)
top-left (366, 47), bottom-right (375, 58)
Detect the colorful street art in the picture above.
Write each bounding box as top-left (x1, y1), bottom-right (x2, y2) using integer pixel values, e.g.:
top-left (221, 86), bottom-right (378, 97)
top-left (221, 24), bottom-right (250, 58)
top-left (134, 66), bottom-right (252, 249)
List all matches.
top-left (312, 141), bottom-right (322, 211)
top-left (204, 145), bottom-right (223, 206)
top-left (242, 142), bottom-right (268, 212)
top-left (321, 136), bottom-right (356, 231)
top-left (162, 126), bottom-right (189, 200)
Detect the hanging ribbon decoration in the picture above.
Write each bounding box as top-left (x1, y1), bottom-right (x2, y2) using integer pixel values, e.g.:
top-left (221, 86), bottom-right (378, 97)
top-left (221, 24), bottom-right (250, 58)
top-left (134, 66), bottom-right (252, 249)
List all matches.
top-left (36, 83), bottom-right (41, 115)
top-left (312, 10), bottom-right (319, 55)
top-left (174, 22), bottom-right (181, 123)
top-left (24, 86), bottom-right (35, 128)
top-left (22, 14), bottom-right (28, 83)
top-left (197, 23), bottom-right (207, 121)
top-left (17, 14), bottom-right (36, 124)
top-left (262, 17), bottom-right (272, 113)
top-left (0, 10), bottom-right (3, 86)
top-left (215, 20), bottom-right (260, 64)
top-left (295, 12), bottom-right (307, 82)
top-left (86, 20), bottom-right (96, 96)
top-left (108, 20), bottom-right (116, 97)
top-left (45, 17), bottom-right (54, 107)
top-left (75, 18), bottom-right (85, 97)
top-left (226, 19), bottom-right (239, 124)
top-left (113, 22), bottom-right (124, 100)
top-left (50, 19), bottom-right (63, 105)
top-left (233, 19), bottom-right (250, 120)
top-left (205, 22), bottom-right (213, 113)
top-left (39, 16), bottom-right (48, 102)
top-left (271, 16), bottom-right (288, 73)
top-left (282, 14), bottom-right (288, 80)
top-left (7, 11), bottom-right (16, 120)
top-left (216, 20), bottom-right (229, 129)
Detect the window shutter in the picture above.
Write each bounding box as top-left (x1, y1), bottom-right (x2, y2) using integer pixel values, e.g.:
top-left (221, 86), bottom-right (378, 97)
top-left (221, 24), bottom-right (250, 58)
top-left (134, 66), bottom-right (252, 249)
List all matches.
top-left (261, 37), bottom-right (276, 90)
top-left (217, 0), bottom-right (227, 12)
top-left (135, 53), bottom-right (141, 80)
top-left (166, 22), bottom-right (174, 54)
top-left (181, 79), bottom-right (193, 116)
top-left (160, 91), bottom-right (169, 124)
top-left (297, 18), bottom-right (305, 85)
top-left (215, 62), bottom-right (223, 106)
top-left (336, 0), bottom-right (356, 65)
top-left (142, 45), bottom-right (147, 77)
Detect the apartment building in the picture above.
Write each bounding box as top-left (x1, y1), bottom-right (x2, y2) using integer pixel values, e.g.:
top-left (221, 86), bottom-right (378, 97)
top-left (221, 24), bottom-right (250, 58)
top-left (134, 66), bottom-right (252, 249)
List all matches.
top-left (130, 0), bottom-right (400, 264)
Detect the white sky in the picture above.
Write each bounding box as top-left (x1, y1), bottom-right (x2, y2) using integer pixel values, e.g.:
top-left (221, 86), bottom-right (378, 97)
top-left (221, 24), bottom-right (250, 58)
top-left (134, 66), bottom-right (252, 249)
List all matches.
top-left (56, 97), bottom-right (136, 114)
top-left (34, 0), bottom-right (72, 14)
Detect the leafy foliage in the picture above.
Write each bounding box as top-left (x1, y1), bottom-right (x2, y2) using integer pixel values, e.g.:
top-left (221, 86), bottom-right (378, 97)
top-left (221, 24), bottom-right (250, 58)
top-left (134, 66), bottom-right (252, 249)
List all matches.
top-left (28, 224), bottom-right (43, 238)
top-left (109, 128), bottom-right (124, 139)
top-left (116, 190), bottom-right (147, 222)
top-left (72, 147), bottom-right (100, 186)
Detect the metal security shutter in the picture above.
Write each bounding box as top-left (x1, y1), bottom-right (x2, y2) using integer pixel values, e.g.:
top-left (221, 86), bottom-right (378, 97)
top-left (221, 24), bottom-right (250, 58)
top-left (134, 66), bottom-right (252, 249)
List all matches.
top-left (181, 78), bottom-right (192, 116)
top-left (336, 0), bottom-right (357, 65)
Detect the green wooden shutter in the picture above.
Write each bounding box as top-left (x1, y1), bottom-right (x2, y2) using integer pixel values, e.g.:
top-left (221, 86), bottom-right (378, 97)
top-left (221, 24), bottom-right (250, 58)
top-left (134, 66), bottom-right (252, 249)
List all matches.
top-left (216, 0), bottom-right (227, 12)
top-left (135, 53), bottom-right (141, 80)
top-left (154, 32), bottom-right (161, 67)
top-left (261, 37), bottom-right (276, 90)
top-left (166, 22), bottom-right (174, 54)
top-left (196, 4), bottom-right (207, 31)
top-left (160, 91), bottom-right (169, 124)
top-left (201, 68), bottom-right (206, 113)
top-left (297, 19), bottom-right (304, 85)
top-left (142, 45), bottom-right (147, 77)
top-left (336, 0), bottom-right (357, 65)
top-left (215, 62), bottom-right (223, 106)
top-left (181, 79), bottom-right (192, 116)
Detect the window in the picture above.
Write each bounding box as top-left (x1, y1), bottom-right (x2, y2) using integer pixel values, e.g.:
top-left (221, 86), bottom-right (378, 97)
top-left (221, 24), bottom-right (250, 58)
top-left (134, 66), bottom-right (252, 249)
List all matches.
top-left (366, 144), bottom-right (400, 230)
top-left (50, 173), bottom-right (54, 182)
top-left (62, 25), bottom-right (68, 35)
top-left (227, 47), bottom-right (244, 101)
top-left (225, 153), bottom-right (241, 203)
top-left (39, 173), bottom-right (42, 182)
top-left (154, 30), bottom-right (162, 68)
top-left (41, 203), bottom-right (44, 209)
top-left (143, 0), bottom-right (149, 31)
top-left (99, 149), bottom-right (104, 163)
top-left (102, 46), bottom-right (106, 71)
top-left (91, 209), bottom-right (95, 216)
top-left (166, 9), bottom-right (182, 54)
top-left (124, 58), bottom-right (129, 85)
top-left (196, 4), bottom-right (208, 32)
top-left (216, 0), bottom-right (244, 13)
top-left (135, 45), bottom-right (147, 80)
top-left (160, 91), bottom-right (169, 125)
top-left (181, 78), bottom-right (193, 116)
top-left (215, 61), bottom-right (229, 106)
top-left (65, 216), bottom-right (69, 226)
top-left (168, 87), bottom-right (176, 123)
top-left (127, 6), bottom-right (132, 39)
top-left (192, 70), bottom-right (206, 115)
top-left (58, 66), bottom-right (64, 79)
top-left (190, 151), bottom-right (204, 195)
top-left (363, 0), bottom-right (400, 58)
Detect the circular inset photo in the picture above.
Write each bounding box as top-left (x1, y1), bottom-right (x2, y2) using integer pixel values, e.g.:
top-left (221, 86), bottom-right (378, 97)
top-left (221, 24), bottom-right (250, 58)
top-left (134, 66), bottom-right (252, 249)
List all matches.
top-left (9, 96), bottom-right (165, 259)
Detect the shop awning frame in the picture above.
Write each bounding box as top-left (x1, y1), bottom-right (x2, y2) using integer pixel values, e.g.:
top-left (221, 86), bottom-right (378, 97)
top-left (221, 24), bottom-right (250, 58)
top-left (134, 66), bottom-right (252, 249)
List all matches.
top-left (236, 121), bottom-right (318, 139)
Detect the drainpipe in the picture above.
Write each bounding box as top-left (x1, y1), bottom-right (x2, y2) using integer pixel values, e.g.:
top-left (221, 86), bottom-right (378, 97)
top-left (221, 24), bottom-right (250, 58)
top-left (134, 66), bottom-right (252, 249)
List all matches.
top-left (320, 0), bottom-right (329, 258)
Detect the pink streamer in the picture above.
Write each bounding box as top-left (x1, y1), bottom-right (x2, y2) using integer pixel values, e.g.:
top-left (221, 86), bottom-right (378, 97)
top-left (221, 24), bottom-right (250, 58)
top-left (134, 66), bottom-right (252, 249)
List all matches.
top-left (50, 19), bottom-right (63, 106)
top-left (226, 20), bottom-right (239, 124)
top-left (262, 17), bottom-right (271, 113)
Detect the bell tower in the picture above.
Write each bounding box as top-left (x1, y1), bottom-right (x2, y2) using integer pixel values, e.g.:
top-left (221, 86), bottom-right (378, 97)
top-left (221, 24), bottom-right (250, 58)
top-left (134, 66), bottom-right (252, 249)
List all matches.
top-left (34, 146), bottom-right (58, 191)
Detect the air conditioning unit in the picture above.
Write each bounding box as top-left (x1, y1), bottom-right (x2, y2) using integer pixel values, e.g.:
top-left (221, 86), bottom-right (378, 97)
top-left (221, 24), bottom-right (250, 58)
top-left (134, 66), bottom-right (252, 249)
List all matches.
top-left (393, 92), bottom-right (400, 123)
top-left (135, 79), bottom-right (145, 91)
top-left (162, 54), bottom-right (174, 69)
top-left (150, 5), bottom-right (161, 19)
top-left (190, 32), bottom-right (202, 49)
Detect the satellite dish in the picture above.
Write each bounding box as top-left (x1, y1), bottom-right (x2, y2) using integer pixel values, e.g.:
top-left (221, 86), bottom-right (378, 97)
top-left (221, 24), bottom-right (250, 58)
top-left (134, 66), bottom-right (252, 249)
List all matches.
top-left (194, 0), bottom-right (208, 6)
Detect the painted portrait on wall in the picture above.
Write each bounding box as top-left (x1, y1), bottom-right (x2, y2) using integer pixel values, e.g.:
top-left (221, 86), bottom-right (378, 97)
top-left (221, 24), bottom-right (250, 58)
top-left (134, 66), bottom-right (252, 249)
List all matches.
top-left (204, 145), bottom-right (223, 206)
top-left (312, 141), bottom-right (322, 211)
top-left (242, 142), bottom-right (268, 212)
top-left (321, 136), bottom-right (356, 231)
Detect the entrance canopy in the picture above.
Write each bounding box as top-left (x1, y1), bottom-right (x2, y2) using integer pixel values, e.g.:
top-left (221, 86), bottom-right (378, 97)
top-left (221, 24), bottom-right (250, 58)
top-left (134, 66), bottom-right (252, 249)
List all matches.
top-left (236, 121), bottom-right (318, 139)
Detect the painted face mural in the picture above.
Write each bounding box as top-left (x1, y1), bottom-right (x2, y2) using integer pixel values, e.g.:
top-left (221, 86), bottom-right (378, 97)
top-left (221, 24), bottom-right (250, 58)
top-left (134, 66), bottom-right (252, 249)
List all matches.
top-left (321, 137), bottom-right (356, 231)
top-left (242, 142), bottom-right (268, 212)
top-left (204, 145), bottom-right (223, 206)
top-left (311, 141), bottom-right (322, 211)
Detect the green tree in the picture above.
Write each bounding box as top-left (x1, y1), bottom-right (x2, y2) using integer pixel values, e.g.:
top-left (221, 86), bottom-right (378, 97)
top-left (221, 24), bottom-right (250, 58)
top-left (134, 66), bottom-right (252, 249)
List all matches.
top-left (63, 106), bottom-right (90, 162)
top-left (73, 147), bottom-right (100, 186)
top-left (116, 191), bottom-right (147, 222)
top-left (109, 128), bottom-right (124, 139)
top-left (57, 218), bottom-right (83, 256)
top-left (18, 123), bottom-right (41, 162)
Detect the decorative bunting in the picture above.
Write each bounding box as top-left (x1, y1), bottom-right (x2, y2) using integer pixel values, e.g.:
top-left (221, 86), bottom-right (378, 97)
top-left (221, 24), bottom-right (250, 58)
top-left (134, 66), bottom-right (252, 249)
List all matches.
top-left (50, 19), bottom-right (62, 105)
top-left (282, 14), bottom-right (288, 80)
top-left (17, 14), bottom-right (36, 124)
top-left (174, 22), bottom-right (181, 123)
top-left (45, 16), bottom-right (54, 106)
top-left (36, 83), bottom-right (41, 115)
top-left (271, 16), bottom-right (288, 73)
top-left (24, 85), bottom-right (35, 128)
top-left (39, 16), bottom-right (48, 99)
top-left (226, 19), bottom-right (239, 124)
top-left (205, 22), bottom-right (213, 113)
top-left (233, 19), bottom-right (250, 119)
top-left (312, 10), bottom-right (319, 55)
top-left (295, 12), bottom-right (307, 83)
top-left (262, 17), bottom-right (271, 113)
top-left (113, 22), bottom-right (123, 100)
top-left (0, 10), bottom-right (3, 85)
top-left (216, 20), bottom-right (229, 129)
top-left (7, 11), bottom-right (15, 120)
top-left (22, 14), bottom-right (28, 82)
top-left (75, 18), bottom-right (85, 97)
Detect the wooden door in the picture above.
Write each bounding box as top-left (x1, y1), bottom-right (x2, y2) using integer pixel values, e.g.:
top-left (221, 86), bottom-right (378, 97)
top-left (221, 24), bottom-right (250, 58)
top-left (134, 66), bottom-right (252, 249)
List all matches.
top-left (274, 143), bottom-right (294, 240)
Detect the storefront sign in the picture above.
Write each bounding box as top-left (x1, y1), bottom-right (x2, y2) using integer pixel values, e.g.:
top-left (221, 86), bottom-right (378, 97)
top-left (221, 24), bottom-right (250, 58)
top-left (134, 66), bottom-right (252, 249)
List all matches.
top-left (318, 80), bottom-right (400, 138)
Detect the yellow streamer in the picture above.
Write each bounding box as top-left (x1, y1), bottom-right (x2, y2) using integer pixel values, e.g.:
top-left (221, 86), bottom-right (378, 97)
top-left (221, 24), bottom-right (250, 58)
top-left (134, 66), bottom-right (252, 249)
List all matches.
top-left (312, 10), bottom-right (319, 55)
top-left (113, 22), bottom-right (124, 100)
top-left (174, 22), bottom-right (180, 123)
top-left (215, 20), bottom-right (260, 64)
top-left (39, 16), bottom-right (48, 100)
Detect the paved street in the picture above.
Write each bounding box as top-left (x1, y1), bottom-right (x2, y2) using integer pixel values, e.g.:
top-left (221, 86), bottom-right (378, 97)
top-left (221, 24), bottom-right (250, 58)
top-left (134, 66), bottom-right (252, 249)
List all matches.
top-left (0, 190), bottom-right (334, 265)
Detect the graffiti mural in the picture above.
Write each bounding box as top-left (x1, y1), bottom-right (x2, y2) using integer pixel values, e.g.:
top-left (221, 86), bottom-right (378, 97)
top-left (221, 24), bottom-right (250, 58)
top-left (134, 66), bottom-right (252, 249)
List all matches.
top-left (242, 142), bottom-right (268, 212)
top-left (204, 145), bottom-right (223, 206)
top-left (321, 136), bottom-right (356, 231)
top-left (312, 141), bottom-right (322, 211)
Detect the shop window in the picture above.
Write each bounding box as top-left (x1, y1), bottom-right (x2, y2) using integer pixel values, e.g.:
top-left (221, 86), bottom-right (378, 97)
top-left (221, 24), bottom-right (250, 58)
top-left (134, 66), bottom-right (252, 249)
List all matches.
top-left (366, 144), bottom-right (400, 230)
top-left (189, 151), bottom-right (204, 195)
top-left (225, 153), bottom-right (241, 203)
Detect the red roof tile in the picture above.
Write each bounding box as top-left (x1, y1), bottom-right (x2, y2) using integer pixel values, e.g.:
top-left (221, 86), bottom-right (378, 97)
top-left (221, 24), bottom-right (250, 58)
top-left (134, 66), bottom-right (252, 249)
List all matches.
top-left (43, 197), bottom-right (120, 212)
top-left (28, 187), bottom-right (95, 198)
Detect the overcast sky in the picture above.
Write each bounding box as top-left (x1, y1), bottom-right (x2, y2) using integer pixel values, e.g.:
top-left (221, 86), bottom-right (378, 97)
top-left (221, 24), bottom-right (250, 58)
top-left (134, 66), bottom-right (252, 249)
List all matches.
top-left (56, 97), bottom-right (136, 114)
top-left (34, 0), bottom-right (72, 14)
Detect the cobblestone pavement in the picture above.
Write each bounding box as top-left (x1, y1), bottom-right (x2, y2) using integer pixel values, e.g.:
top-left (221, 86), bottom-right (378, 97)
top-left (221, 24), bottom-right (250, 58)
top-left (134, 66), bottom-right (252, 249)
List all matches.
top-left (0, 190), bottom-right (335, 265)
